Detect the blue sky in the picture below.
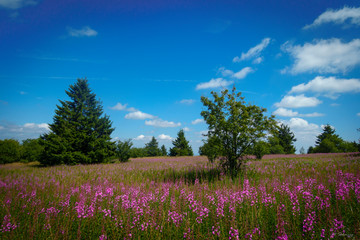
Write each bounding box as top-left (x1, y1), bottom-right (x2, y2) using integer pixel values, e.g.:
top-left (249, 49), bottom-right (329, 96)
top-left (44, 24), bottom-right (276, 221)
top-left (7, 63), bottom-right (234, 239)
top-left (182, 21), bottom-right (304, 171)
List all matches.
top-left (0, 0), bottom-right (360, 154)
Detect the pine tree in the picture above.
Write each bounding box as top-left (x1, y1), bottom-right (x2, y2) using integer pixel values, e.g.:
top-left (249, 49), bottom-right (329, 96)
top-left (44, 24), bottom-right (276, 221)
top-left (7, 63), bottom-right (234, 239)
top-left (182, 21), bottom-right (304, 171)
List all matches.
top-left (40, 78), bottom-right (115, 165)
top-left (145, 137), bottom-right (161, 157)
top-left (169, 129), bottom-right (193, 156)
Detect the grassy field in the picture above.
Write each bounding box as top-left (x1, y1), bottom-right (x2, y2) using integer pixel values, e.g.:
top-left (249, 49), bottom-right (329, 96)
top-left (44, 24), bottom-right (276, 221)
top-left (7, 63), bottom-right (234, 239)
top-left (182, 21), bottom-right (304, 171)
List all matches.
top-left (0, 154), bottom-right (359, 239)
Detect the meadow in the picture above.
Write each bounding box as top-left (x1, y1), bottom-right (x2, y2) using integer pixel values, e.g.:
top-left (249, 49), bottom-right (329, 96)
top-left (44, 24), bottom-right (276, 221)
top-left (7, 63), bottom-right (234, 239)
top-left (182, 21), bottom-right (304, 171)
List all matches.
top-left (0, 154), bottom-right (359, 239)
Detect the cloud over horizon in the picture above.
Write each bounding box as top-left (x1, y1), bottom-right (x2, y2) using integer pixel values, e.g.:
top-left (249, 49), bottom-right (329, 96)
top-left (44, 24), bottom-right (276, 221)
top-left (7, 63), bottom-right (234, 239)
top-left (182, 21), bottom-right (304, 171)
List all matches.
top-left (282, 38), bottom-right (360, 74)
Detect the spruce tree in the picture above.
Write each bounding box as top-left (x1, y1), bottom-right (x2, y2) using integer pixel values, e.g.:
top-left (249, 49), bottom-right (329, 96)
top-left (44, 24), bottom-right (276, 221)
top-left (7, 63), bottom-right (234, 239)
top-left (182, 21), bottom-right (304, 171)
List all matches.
top-left (145, 137), bottom-right (161, 157)
top-left (161, 145), bottom-right (167, 156)
top-left (40, 78), bottom-right (115, 165)
top-left (169, 129), bottom-right (193, 156)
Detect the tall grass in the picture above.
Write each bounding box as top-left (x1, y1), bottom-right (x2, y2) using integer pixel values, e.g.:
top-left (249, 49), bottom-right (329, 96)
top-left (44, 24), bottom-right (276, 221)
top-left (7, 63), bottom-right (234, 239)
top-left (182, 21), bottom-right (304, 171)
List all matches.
top-left (0, 154), bottom-right (359, 239)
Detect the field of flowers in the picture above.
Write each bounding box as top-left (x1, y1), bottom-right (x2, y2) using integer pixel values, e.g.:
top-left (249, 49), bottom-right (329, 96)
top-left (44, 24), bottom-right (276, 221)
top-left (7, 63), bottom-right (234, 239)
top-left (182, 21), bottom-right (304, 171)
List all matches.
top-left (0, 153), bottom-right (359, 239)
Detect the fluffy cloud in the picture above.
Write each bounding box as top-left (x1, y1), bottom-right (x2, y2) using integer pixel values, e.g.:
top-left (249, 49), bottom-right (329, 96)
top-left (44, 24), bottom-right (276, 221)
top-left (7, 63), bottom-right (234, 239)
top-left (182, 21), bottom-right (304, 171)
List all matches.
top-left (158, 134), bottom-right (172, 140)
top-left (110, 102), bottom-right (137, 112)
top-left (0, 0), bottom-right (37, 9)
top-left (0, 122), bottom-right (49, 140)
top-left (273, 108), bottom-right (299, 117)
top-left (273, 108), bottom-right (324, 117)
top-left (196, 78), bottom-right (233, 90)
top-left (179, 99), bottom-right (195, 105)
top-left (125, 111), bottom-right (155, 120)
top-left (290, 76), bottom-right (360, 99)
top-left (282, 38), bottom-right (360, 74)
top-left (233, 38), bottom-right (271, 62)
top-left (183, 127), bottom-right (190, 132)
top-left (133, 135), bottom-right (152, 141)
top-left (233, 67), bottom-right (254, 79)
top-left (67, 26), bottom-right (98, 37)
top-left (304, 6), bottom-right (360, 29)
top-left (145, 119), bottom-right (181, 128)
top-left (219, 67), bottom-right (254, 79)
top-left (275, 94), bottom-right (322, 108)
top-left (191, 119), bottom-right (204, 125)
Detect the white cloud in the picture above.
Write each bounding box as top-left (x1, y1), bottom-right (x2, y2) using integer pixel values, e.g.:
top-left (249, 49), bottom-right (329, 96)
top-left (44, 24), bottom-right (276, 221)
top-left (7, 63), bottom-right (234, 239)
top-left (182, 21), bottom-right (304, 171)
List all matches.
top-left (218, 67), bottom-right (234, 77)
top-left (0, 0), bottom-right (37, 9)
top-left (357, 113), bottom-right (360, 117)
top-left (304, 6), bottom-right (360, 29)
top-left (0, 122), bottom-right (49, 140)
top-left (158, 134), bottom-right (172, 140)
top-left (232, 67), bottom-right (254, 79)
top-left (179, 99), bottom-right (195, 105)
top-left (253, 57), bottom-right (263, 64)
top-left (196, 78), bottom-right (233, 90)
top-left (67, 26), bottom-right (98, 37)
top-left (110, 102), bottom-right (128, 111)
top-left (145, 119), bottom-right (181, 128)
top-left (125, 111), bottom-right (155, 120)
top-left (273, 108), bottom-right (299, 117)
top-left (183, 127), bottom-right (190, 132)
top-left (192, 119), bottom-right (204, 125)
top-left (133, 135), bottom-right (152, 141)
top-left (273, 108), bottom-right (324, 118)
top-left (275, 94), bottom-right (322, 108)
top-left (290, 76), bottom-right (360, 99)
top-left (282, 38), bottom-right (360, 74)
top-left (280, 117), bottom-right (321, 151)
top-left (233, 38), bottom-right (271, 62)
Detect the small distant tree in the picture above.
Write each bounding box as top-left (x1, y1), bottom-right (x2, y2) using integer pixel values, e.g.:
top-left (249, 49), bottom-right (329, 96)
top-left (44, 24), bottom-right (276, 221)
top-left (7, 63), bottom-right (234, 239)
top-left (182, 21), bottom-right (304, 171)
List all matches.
top-left (161, 145), bottom-right (167, 156)
top-left (40, 78), bottom-right (115, 165)
top-left (0, 139), bottom-right (21, 164)
top-left (116, 139), bottom-right (133, 162)
top-left (145, 137), bottom-right (161, 157)
top-left (299, 147), bottom-right (305, 155)
top-left (200, 86), bottom-right (275, 176)
top-left (21, 138), bottom-right (44, 163)
top-left (129, 147), bottom-right (147, 158)
top-left (169, 129), bottom-right (193, 156)
top-left (252, 141), bottom-right (270, 159)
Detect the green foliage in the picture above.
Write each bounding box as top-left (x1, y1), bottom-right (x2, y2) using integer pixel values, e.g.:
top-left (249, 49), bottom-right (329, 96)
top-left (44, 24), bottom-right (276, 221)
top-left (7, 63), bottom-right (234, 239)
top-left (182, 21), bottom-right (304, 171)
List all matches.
top-left (145, 137), bottom-right (161, 157)
top-left (199, 136), bottom-right (223, 163)
top-left (129, 147), bottom-right (148, 158)
top-left (116, 139), bottom-right (133, 162)
top-left (268, 124), bottom-right (296, 154)
top-left (310, 124), bottom-right (356, 153)
top-left (253, 141), bottom-right (270, 159)
top-left (169, 129), bottom-right (193, 156)
top-left (21, 138), bottom-right (44, 163)
top-left (40, 78), bottom-right (115, 165)
top-left (299, 147), bottom-right (305, 154)
top-left (200, 86), bottom-right (275, 176)
top-left (0, 139), bottom-right (21, 164)
top-left (161, 145), bottom-right (167, 156)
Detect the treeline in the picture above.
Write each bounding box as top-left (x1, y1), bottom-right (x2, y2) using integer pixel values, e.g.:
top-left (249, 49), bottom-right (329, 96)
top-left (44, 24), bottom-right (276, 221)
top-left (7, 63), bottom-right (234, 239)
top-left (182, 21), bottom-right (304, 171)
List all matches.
top-left (307, 124), bottom-right (359, 154)
top-left (0, 138), bottom-right (44, 164)
top-left (116, 130), bottom-right (193, 162)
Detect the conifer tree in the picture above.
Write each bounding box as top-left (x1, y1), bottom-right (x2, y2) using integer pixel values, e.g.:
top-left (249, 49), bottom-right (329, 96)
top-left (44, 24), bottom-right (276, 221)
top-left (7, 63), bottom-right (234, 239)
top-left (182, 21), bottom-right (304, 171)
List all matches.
top-left (40, 78), bottom-right (115, 165)
top-left (169, 129), bottom-right (193, 156)
top-left (145, 137), bottom-right (161, 157)
top-left (161, 145), bottom-right (167, 156)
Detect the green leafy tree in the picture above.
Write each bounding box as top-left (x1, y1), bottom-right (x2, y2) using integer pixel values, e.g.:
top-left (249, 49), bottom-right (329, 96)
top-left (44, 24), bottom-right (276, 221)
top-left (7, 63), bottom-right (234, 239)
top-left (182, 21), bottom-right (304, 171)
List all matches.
top-left (21, 138), bottom-right (44, 163)
top-left (116, 139), bottom-right (133, 162)
top-left (0, 139), bottom-right (21, 164)
top-left (40, 78), bottom-right (115, 165)
top-left (129, 147), bottom-right (147, 158)
top-left (252, 141), bottom-right (270, 159)
top-left (200, 86), bottom-right (275, 176)
top-left (161, 145), bottom-right (167, 156)
top-left (169, 129), bottom-right (193, 156)
top-left (145, 137), bottom-right (161, 157)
